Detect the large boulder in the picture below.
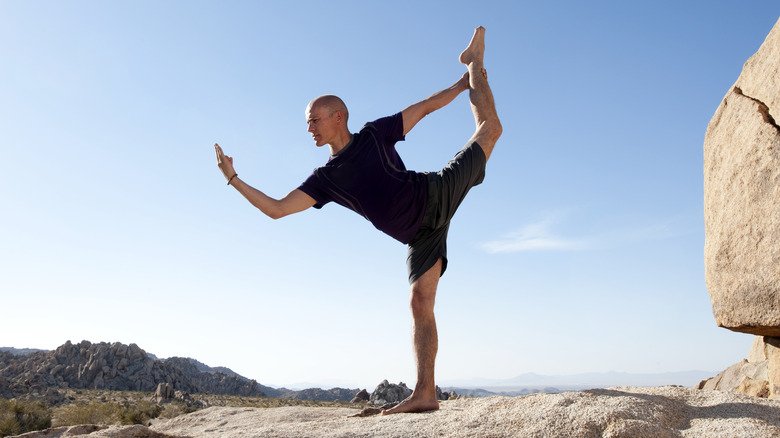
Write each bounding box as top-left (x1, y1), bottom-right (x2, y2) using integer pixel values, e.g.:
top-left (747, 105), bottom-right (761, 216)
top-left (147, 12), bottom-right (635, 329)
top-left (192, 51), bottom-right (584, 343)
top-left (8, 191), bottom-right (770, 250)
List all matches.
top-left (350, 388), bottom-right (370, 403)
top-left (369, 380), bottom-right (412, 405)
top-left (704, 18), bottom-right (780, 336)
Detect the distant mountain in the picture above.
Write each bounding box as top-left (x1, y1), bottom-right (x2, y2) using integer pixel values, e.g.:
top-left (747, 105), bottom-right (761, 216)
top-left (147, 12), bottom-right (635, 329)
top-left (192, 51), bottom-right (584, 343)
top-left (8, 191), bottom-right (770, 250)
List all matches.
top-left (443, 386), bottom-right (565, 397)
top-left (172, 357), bottom-right (242, 379)
top-left (0, 341), bottom-right (359, 403)
top-left (0, 347), bottom-right (49, 356)
top-left (286, 387), bottom-right (360, 402)
top-left (440, 370), bottom-right (713, 391)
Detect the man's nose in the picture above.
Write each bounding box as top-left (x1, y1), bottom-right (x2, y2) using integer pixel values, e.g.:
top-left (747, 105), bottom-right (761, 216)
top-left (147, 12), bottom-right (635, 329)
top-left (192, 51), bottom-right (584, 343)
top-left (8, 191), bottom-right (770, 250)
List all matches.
top-left (307, 122), bottom-right (315, 133)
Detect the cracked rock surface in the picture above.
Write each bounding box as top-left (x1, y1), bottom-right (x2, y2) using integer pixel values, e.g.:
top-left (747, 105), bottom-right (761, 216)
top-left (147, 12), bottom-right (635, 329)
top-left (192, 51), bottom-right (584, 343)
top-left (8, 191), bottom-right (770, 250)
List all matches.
top-left (704, 17), bottom-right (780, 336)
top-left (119, 388), bottom-right (780, 437)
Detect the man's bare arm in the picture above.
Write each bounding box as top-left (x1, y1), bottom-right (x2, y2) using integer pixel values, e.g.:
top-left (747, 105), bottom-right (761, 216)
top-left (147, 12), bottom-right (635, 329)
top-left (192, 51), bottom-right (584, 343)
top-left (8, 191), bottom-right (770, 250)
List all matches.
top-left (401, 73), bottom-right (470, 136)
top-left (215, 143), bottom-right (316, 220)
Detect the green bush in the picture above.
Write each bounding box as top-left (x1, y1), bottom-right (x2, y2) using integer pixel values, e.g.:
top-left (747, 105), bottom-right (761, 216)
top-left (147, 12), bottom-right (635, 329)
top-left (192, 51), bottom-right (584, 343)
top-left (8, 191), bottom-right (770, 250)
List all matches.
top-left (53, 400), bottom-right (162, 427)
top-left (159, 401), bottom-right (196, 419)
top-left (0, 398), bottom-right (52, 437)
top-left (118, 400), bottom-right (161, 425)
top-left (53, 401), bottom-right (122, 426)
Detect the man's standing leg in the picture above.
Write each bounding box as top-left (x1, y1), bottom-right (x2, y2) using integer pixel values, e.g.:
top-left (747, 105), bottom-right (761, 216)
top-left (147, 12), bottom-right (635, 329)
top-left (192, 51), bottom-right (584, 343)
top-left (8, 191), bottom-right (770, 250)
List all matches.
top-left (382, 26), bottom-right (502, 416)
top-left (382, 258), bottom-right (443, 415)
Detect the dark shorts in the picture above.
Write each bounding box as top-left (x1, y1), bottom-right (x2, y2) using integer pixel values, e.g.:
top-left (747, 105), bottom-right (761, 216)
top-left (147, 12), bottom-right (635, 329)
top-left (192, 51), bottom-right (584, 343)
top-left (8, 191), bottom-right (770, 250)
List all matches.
top-left (406, 141), bottom-right (487, 284)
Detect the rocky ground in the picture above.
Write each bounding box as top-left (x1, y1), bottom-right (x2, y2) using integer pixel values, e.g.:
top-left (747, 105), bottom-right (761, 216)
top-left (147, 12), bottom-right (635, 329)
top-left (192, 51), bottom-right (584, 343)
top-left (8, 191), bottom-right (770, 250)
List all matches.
top-left (10, 386), bottom-right (780, 438)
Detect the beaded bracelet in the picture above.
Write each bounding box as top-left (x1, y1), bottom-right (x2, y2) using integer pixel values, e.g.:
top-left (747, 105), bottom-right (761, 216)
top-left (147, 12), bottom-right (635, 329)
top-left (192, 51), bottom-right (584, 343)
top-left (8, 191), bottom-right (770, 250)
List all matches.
top-left (227, 173), bottom-right (238, 185)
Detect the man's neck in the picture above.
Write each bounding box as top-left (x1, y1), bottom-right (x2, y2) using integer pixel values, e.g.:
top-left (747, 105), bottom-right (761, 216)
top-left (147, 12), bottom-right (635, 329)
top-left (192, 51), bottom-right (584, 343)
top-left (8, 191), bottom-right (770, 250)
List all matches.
top-left (328, 132), bottom-right (353, 157)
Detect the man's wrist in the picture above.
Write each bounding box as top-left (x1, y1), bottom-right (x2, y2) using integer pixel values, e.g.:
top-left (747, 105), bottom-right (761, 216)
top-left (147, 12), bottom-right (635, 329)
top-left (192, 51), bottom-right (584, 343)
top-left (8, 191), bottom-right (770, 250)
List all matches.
top-left (227, 173), bottom-right (239, 185)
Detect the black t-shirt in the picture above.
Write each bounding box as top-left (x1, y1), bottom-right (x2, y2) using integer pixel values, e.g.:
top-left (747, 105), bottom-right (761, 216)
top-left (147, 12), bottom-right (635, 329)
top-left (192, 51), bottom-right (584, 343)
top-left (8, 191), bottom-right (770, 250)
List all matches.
top-left (298, 113), bottom-right (428, 244)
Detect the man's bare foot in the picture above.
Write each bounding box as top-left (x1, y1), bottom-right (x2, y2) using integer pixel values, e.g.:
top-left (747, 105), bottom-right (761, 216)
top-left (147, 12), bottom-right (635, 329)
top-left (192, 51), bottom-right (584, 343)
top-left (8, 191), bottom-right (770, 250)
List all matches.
top-left (459, 26), bottom-right (486, 65)
top-left (380, 395), bottom-right (439, 415)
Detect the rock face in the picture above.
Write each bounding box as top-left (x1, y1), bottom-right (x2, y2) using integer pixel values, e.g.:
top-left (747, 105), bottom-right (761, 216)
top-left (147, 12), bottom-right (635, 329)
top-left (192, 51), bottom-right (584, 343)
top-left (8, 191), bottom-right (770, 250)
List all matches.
top-left (436, 385), bottom-right (456, 401)
top-left (699, 335), bottom-right (780, 399)
top-left (0, 340), bottom-right (270, 400)
top-left (364, 381), bottom-right (455, 405)
top-left (154, 383), bottom-right (176, 402)
top-left (704, 18), bottom-right (780, 336)
top-left (369, 380), bottom-right (412, 405)
top-left (350, 388), bottom-right (370, 403)
top-left (0, 340), bottom-right (361, 403)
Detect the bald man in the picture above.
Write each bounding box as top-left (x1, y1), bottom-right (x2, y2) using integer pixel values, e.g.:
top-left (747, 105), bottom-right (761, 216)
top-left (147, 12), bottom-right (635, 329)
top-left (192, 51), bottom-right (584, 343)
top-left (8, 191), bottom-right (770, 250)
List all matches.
top-left (215, 27), bottom-right (501, 415)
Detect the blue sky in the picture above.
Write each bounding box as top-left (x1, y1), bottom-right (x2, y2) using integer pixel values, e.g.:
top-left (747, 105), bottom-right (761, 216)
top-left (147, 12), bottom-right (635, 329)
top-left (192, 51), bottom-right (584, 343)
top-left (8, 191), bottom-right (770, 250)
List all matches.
top-left (1, 1), bottom-right (778, 390)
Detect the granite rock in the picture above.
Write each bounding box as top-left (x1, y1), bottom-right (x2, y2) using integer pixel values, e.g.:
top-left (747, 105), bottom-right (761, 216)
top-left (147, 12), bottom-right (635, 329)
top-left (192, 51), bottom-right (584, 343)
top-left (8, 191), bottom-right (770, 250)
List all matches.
top-left (369, 380), bottom-right (412, 405)
top-left (704, 18), bottom-right (780, 336)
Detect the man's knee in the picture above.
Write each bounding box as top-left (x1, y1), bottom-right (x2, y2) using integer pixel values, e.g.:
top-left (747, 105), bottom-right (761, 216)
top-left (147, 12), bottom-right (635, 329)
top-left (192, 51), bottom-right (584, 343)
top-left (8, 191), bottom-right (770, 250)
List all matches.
top-left (410, 281), bottom-right (437, 314)
top-left (481, 119), bottom-right (503, 142)
top-left (410, 291), bottom-right (435, 315)
top-left (474, 119), bottom-right (502, 149)
top-left (408, 258), bottom-right (441, 313)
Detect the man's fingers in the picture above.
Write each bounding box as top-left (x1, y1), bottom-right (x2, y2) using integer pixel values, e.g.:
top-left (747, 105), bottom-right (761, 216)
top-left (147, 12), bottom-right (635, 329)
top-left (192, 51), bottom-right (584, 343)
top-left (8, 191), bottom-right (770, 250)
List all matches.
top-left (215, 143), bottom-right (226, 164)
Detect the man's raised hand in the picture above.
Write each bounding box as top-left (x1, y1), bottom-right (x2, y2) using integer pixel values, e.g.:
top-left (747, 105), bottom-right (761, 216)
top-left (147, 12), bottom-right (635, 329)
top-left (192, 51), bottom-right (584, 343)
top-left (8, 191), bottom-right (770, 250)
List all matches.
top-left (214, 143), bottom-right (237, 183)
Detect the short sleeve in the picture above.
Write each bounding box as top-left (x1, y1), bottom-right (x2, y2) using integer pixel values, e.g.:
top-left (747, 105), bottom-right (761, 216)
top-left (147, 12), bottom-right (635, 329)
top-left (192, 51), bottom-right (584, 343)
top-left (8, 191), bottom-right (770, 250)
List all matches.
top-left (368, 112), bottom-right (405, 144)
top-left (297, 170), bottom-right (331, 209)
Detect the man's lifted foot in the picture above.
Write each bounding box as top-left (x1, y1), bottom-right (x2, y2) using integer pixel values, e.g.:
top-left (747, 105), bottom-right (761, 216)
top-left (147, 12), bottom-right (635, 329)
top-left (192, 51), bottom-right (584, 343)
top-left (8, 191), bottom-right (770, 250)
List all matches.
top-left (380, 395), bottom-right (439, 415)
top-left (459, 26), bottom-right (486, 65)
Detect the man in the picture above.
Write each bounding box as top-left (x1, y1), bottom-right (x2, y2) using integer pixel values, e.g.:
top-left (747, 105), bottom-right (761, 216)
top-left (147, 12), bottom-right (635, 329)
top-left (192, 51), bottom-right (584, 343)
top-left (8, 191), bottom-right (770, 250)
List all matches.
top-left (215, 26), bottom-right (501, 415)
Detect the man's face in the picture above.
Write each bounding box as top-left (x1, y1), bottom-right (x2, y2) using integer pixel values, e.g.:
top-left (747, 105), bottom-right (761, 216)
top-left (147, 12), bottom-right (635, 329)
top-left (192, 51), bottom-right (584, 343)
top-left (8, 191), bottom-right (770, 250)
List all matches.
top-left (306, 104), bottom-right (338, 147)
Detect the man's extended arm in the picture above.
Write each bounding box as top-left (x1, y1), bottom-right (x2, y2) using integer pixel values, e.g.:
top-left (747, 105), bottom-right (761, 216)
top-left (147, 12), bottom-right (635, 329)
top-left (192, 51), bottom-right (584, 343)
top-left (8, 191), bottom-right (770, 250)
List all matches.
top-left (215, 143), bottom-right (316, 219)
top-left (401, 73), bottom-right (470, 136)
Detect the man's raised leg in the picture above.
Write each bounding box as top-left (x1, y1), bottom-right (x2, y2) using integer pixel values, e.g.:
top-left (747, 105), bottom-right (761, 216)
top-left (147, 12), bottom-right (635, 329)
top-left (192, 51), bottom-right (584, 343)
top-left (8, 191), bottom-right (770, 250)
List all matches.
top-left (460, 26), bottom-right (502, 160)
top-left (381, 259), bottom-right (443, 415)
top-left (381, 27), bottom-right (500, 417)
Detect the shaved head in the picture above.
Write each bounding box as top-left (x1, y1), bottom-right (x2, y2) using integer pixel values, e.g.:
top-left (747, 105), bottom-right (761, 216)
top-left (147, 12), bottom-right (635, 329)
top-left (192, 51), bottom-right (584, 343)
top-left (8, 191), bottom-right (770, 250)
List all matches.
top-left (308, 95), bottom-right (349, 124)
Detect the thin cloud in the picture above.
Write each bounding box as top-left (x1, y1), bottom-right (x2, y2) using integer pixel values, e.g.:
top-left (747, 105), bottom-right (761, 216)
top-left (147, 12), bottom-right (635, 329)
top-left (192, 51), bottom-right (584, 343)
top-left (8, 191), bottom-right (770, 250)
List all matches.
top-left (480, 218), bottom-right (589, 254)
top-left (480, 215), bottom-right (688, 254)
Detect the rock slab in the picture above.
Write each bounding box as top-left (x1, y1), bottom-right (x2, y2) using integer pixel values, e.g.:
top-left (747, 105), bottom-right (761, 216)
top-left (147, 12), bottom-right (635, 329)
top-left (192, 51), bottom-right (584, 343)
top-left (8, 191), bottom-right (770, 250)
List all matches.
top-left (704, 18), bottom-right (780, 336)
top-left (154, 387), bottom-right (780, 437)
top-left (10, 387), bottom-right (780, 437)
top-left (701, 335), bottom-right (780, 400)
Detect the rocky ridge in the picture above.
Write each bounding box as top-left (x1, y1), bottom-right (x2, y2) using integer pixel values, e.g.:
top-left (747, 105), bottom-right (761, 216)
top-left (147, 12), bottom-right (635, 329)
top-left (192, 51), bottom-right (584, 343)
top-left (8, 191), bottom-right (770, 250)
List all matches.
top-left (0, 340), bottom-right (360, 403)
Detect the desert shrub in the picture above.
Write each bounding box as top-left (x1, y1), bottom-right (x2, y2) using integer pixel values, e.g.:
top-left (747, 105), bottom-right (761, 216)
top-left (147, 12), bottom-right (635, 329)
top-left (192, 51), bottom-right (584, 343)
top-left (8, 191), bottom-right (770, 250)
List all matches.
top-left (159, 401), bottom-right (197, 419)
top-left (53, 401), bottom-right (122, 426)
top-left (0, 398), bottom-right (52, 437)
top-left (53, 400), bottom-right (163, 427)
top-left (118, 400), bottom-right (161, 425)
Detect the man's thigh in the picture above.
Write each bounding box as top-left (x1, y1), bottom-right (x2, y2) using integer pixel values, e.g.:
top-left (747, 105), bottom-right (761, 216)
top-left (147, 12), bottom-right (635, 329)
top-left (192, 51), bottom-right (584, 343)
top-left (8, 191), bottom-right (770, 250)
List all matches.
top-left (407, 224), bottom-right (449, 284)
top-left (433, 141), bottom-right (487, 227)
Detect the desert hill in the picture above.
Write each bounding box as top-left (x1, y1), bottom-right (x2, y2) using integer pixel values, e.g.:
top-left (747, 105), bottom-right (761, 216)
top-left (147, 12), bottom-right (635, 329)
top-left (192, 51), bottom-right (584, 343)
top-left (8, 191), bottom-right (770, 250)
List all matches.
top-left (0, 340), bottom-right (359, 403)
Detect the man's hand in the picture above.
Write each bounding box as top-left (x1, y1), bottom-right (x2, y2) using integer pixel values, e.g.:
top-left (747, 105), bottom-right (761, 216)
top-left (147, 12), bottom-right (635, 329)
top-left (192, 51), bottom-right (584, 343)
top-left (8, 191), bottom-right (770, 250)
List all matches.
top-left (458, 71), bottom-right (471, 90)
top-left (214, 142), bottom-right (315, 218)
top-left (214, 143), bottom-right (237, 182)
